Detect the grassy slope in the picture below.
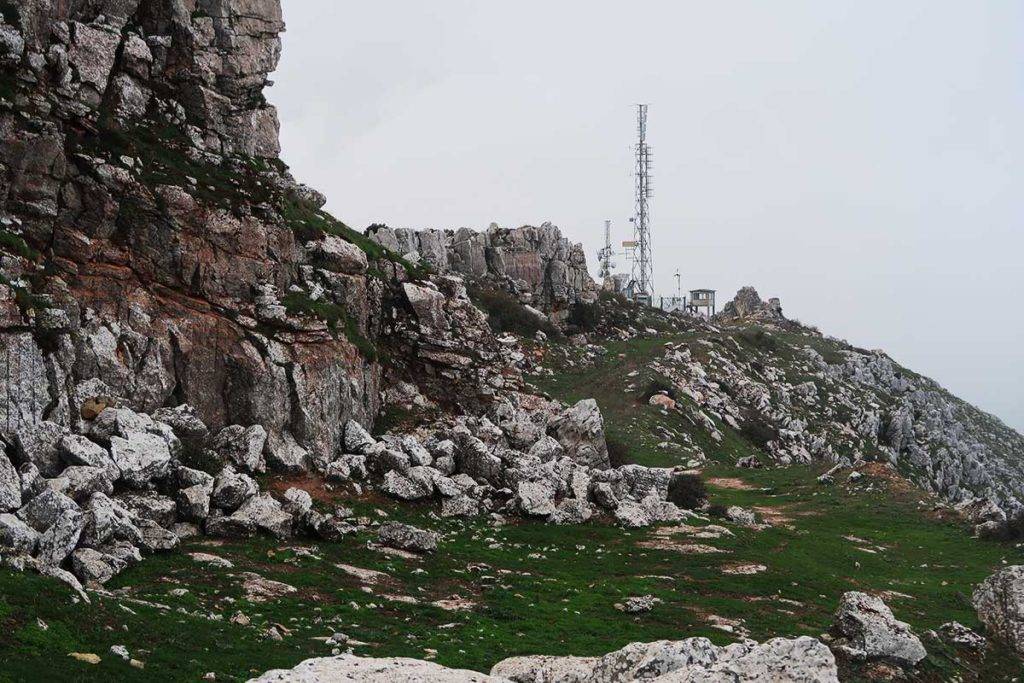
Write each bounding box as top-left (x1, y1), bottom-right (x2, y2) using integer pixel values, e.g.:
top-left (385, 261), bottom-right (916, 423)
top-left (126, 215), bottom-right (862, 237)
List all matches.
top-left (1, 328), bottom-right (1023, 681)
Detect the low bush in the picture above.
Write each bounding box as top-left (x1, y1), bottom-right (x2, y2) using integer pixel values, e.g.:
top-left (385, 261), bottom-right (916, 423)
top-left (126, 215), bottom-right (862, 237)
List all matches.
top-left (468, 285), bottom-right (561, 339)
top-left (667, 473), bottom-right (708, 510)
top-left (640, 378), bottom-right (676, 404)
top-left (567, 301), bottom-right (601, 332)
top-left (605, 435), bottom-right (632, 468)
top-left (740, 412), bottom-right (778, 450)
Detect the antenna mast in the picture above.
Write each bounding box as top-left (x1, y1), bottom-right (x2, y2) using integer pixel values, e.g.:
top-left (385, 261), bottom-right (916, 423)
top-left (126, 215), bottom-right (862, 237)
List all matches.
top-left (598, 220), bottom-right (615, 280)
top-left (631, 104), bottom-right (653, 301)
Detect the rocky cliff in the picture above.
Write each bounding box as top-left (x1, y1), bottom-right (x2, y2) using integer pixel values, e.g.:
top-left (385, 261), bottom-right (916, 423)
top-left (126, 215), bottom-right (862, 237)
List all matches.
top-left (0, 0), bottom-right (541, 471)
top-left (368, 222), bottom-right (598, 323)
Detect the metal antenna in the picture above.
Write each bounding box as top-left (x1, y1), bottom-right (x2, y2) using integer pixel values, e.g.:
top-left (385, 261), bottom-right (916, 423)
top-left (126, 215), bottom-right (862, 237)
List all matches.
top-left (597, 220), bottom-right (615, 281)
top-left (631, 104), bottom-right (653, 302)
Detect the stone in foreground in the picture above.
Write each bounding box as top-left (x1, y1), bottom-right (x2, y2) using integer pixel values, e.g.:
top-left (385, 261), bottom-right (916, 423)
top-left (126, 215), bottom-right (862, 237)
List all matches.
top-left (830, 591), bottom-right (926, 665)
top-left (972, 564), bottom-right (1024, 655)
top-left (247, 654), bottom-right (503, 682)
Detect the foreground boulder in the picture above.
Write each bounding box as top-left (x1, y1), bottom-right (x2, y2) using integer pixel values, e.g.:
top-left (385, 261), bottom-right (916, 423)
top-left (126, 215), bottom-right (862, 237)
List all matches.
top-left (248, 654), bottom-right (503, 682)
top-left (972, 565), bottom-right (1024, 654)
top-left (248, 635), bottom-right (837, 682)
top-left (830, 591), bottom-right (926, 665)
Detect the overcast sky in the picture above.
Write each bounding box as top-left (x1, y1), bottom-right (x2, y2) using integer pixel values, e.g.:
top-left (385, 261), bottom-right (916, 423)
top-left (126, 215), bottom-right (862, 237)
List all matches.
top-left (271, 1), bottom-right (1023, 432)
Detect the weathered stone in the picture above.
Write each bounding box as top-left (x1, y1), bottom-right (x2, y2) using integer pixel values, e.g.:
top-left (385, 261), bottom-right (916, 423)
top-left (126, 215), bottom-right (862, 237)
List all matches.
top-left (613, 501), bottom-right (652, 529)
top-left (549, 399), bottom-right (610, 470)
top-left (309, 235), bottom-right (368, 274)
top-left (109, 431), bottom-right (172, 488)
top-left (36, 508), bottom-right (85, 566)
top-left (0, 513), bottom-right (39, 555)
top-left (59, 435), bottom-right (120, 482)
top-left (548, 498), bottom-right (593, 525)
top-left (17, 488), bottom-right (79, 532)
top-left (212, 466), bottom-right (258, 512)
top-left (0, 452), bottom-right (19, 512)
top-left (378, 522), bottom-right (438, 553)
top-left (832, 591), bottom-right (927, 665)
top-left (343, 420), bottom-right (376, 455)
top-left (281, 488), bottom-right (313, 521)
top-left (441, 495), bottom-right (480, 518)
top-left (15, 421), bottom-right (69, 477)
top-left (516, 480), bottom-right (557, 517)
top-left (211, 425), bottom-right (267, 474)
top-left (136, 518), bottom-right (179, 553)
top-left (70, 547), bottom-right (125, 586)
top-left (81, 493), bottom-right (141, 549)
top-left (229, 494), bottom-right (292, 539)
top-left (973, 565), bottom-right (1024, 655)
top-left (250, 654), bottom-right (502, 682)
top-left (381, 469), bottom-right (433, 501)
top-left (491, 635), bottom-right (837, 682)
top-left (176, 485), bottom-right (212, 523)
top-left (49, 466), bottom-right (114, 503)
top-left (117, 493), bottom-right (176, 528)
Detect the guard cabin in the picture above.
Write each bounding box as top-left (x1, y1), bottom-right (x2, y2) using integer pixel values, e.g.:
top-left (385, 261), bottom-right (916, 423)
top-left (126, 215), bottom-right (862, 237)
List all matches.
top-left (688, 289), bottom-right (716, 318)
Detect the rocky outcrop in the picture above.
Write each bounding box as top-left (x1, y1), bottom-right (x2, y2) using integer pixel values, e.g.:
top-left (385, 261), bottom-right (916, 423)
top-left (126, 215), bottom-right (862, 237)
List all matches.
top-left (641, 318), bottom-right (1024, 512)
top-left (717, 286), bottom-right (783, 321)
top-left (368, 223), bottom-right (598, 321)
top-left (972, 565), bottom-right (1024, 655)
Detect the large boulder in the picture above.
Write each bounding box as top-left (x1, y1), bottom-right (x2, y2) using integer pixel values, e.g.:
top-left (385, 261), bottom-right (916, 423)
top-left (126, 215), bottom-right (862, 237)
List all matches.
top-left (549, 399), bottom-right (610, 470)
top-left (377, 522), bottom-right (439, 553)
top-left (0, 513), bottom-right (39, 555)
top-left (831, 591), bottom-right (926, 665)
top-left (211, 425), bottom-right (267, 474)
top-left (17, 488), bottom-right (79, 532)
top-left (212, 466), bottom-right (259, 512)
top-left (972, 565), bottom-right (1024, 654)
top-left (14, 421), bottom-right (69, 477)
top-left (249, 654), bottom-right (502, 682)
top-left (58, 435), bottom-right (120, 482)
top-left (227, 494), bottom-right (293, 539)
top-left (109, 431), bottom-right (172, 488)
top-left (36, 509), bottom-right (85, 566)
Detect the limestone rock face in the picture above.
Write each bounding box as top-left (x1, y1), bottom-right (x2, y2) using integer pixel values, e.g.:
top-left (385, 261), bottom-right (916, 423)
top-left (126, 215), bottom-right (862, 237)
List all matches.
top-left (972, 565), bottom-right (1024, 654)
top-left (830, 591), bottom-right (927, 665)
top-left (369, 223), bottom-right (598, 321)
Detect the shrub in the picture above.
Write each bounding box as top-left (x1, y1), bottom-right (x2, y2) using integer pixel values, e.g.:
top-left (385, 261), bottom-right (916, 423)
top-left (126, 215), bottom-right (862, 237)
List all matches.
top-left (605, 435), bottom-right (632, 468)
top-left (468, 285), bottom-right (561, 339)
top-left (707, 503), bottom-right (728, 518)
top-left (736, 328), bottom-right (777, 353)
top-left (740, 412), bottom-right (778, 450)
top-left (667, 473), bottom-right (708, 510)
top-left (567, 301), bottom-right (601, 331)
top-left (640, 378), bottom-right (676, 404)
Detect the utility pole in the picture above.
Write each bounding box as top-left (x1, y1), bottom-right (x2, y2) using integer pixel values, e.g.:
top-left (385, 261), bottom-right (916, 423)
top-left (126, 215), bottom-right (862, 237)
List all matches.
top-left (631, 104), bottom-right (653, 302)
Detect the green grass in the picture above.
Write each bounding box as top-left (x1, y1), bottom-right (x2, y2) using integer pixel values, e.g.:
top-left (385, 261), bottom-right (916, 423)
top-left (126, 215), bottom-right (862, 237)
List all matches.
top-left (1, 464), bottom-right (1020, 681)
